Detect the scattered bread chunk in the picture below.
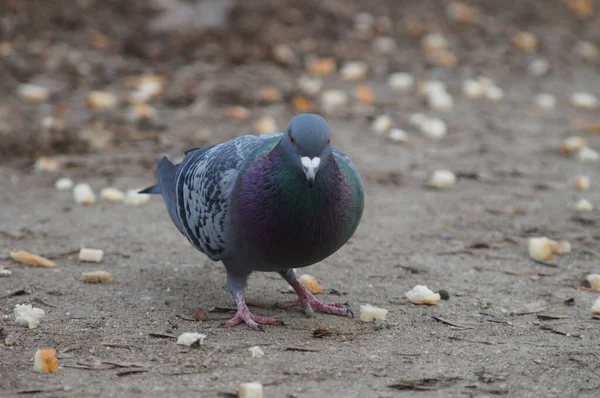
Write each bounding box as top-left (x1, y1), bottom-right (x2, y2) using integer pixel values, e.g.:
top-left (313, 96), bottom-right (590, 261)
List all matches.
top-left (575, 198), bottom-right (593, 212)
top-left (298, 274), bottom-right (323, 294)
top-left (79, 248), bottom-right (104, 263)
top-left (55, 177), bottom-right (74, 191)
top-left (124, 189), bottom-right (151, 206)
top-left (100, 187), bottom-right (126, 203)
top-left (17, 83), bottom-right (49, 103)
top-left (571, 92), bottom-right (599, 110)
top-left (528, 237), bottom-right (553, 261)
top-left (34, 156), bottom-right (61, 172)
top-left (0, 269), bottom-right (12, 277)
top-left (534, 93), bottom-right (556, 110)
top-left (578, 147), bottom-right (599, 163)
top-left (87, 91), bottom-right (118, 110)
top-left (405, 285), bottom-right (441, 305)
top-left (592, 297), bottom-right (600, 315)
top-left (561, 136), bottom-right (587, 153)
top-left (387, 72), bottom-right (414, 92)
top-left (14, 304), bottom-right (45, 329)
top-left (82, 271), bottom-right (112, 284)
top-left (575, 175), bottom-right (590, 191)
top-left (73, 183), bottom-right (96, 205)
top-left (238, 382), bottom-right (263, 398)
top-left (429, 170), bottom-right (457, 189)
top-left (34, 349), bottom-right (59, 373)
top-left (371, 114), bottom-right (393, 135)
top-left (339, 61), bottom-right (368, 81)
top-left (586, 274), bottom-right (600, 291)
top-left (176, 332), bottom-right (206, 347)
top-left (226, 106), bottom-right (251, 120)
top-left (10, 250), bottom-right (56, 268)
top-left (248, 346), bottom-right (265, 358)
top-left (549, 240), bottom-right (571, 255)
top-left (420, 117), bottom-right (447, 140)
top-left (359, 304), bottom-right (388, 322)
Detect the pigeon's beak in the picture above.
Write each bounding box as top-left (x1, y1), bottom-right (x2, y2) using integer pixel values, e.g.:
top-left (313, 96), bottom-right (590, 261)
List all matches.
top-left (301, 156), bottom-right (320, 189)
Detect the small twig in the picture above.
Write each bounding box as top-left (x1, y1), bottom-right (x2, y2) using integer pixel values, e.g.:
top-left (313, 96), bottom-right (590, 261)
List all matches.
top-left (431, 316), bottom-right (474, 329)
top-left (148, 332), bottom-right (177, 339)
top-left (581, 247), bottom-right (600, 258)
top-left (33, 297), bottom-right (59, 308)
top-left (44, 249), bottom-right (80, 259)
top-left (285, 347), bottom-right (321, 353)
top-left (448, 335), bottom-right (497, 345)
top-left (116, 369), bottom-right (149, 377)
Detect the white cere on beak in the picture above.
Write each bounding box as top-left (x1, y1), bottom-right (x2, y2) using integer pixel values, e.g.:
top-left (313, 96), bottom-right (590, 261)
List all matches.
top-left (301, 156), bottom-right (321, 183)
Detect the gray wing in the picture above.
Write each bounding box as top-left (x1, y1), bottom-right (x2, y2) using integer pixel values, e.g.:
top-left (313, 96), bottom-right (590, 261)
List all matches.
top-left (176, 133), bottom-right (280, 261)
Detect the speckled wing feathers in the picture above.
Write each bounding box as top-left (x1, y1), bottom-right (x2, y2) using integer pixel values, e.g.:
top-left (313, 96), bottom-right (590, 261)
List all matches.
top-left (175, 134), bottom-right (280, 260)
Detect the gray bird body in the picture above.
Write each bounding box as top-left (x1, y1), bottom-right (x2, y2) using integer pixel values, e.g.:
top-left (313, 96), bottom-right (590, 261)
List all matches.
top-left (141, 114), bottom-right (364, 330)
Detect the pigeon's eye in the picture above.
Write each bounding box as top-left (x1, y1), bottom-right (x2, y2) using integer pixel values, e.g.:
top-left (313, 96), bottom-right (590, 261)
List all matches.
top-left (289, 134), bottom-right (295, 145)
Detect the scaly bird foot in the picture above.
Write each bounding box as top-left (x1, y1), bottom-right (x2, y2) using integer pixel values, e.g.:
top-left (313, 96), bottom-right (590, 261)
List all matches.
top-left (279, 279), bottom-right (354, 318)
top-left (222, 293), bottom-right (284, 331)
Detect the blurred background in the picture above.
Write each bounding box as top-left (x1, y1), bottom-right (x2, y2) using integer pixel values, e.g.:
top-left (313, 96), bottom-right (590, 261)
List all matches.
top-left (2, 2), bottom-right (600, 396)
top-left (1, 0), bottom-right (599, 167)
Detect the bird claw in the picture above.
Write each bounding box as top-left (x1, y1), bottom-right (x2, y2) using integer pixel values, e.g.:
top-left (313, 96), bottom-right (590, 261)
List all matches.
top-left (221, 308), bottom-right (283, 331)
top-left (278, 296), bottom-right (353, 318)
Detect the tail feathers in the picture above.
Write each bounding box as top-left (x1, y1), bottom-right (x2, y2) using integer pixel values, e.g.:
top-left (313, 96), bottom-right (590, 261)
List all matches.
top-left (138, 185), bottom-right (161, 194)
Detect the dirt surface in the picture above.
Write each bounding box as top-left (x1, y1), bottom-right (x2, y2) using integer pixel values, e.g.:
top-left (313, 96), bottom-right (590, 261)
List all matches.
top-left (2, 1), bottom-right (600, 397)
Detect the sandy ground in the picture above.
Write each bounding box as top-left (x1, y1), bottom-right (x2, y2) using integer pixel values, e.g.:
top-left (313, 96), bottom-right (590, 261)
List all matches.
top-left (2, 1), bottom-right (600, 397)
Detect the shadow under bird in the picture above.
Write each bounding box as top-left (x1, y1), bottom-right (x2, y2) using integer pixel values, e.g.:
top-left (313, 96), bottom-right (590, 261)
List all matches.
top-left (140, 113), bottom-right (364, 330)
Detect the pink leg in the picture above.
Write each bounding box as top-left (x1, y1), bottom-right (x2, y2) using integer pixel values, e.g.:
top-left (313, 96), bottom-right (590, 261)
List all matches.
top-left (223, 293), bottom-right (283, 331)
top-left (279, 279), bottom-right (354, 318)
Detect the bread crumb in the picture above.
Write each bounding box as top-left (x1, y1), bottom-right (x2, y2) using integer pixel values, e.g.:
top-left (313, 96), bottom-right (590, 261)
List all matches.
top-left (34, 349), bottom-right (59, 373)
top-left (405, 285), bottom-right (441, 305)
top-left (549, 240), bottom-right (571, 255)
top-left (575, 175), bottom-right (590, 191)
top-left (429, 170), bottom-right (457, 189)
top-left (82, 271), bottom-right (112, 284)
top-left (238, 382), bottom-right (263, 398)
top-left (10, 250), bottom-right (56, 268)
top-left (248, 345), bottom-right (265, 358)
top-left (14, 304), bottom-right (45, 329)
top-left (359, 304), bottom-right (388, 322)
top-left (34, 156), bottom-right (61, 172)
top-left (592, 297), bottom-right (600, 315)
top-left (79, 248), bottom-right (104, 263)
top-left (586, 274), bottom-right (600, 291)
top-left (124, 189), bottom-right (151, 206)
top-left (298, 274), bottom-right (323, 294)
top-left (100, 187), bottom-right (126, 203)
top-left (528, 237), bottom-right (553, 261)
top-left (561, 136), bottom-right (587, 153)
top-left (176, 332), bottom-right (206, 347)
top-left (575, 198), bottom-right (593, 212)
top-left (578, 147), bottom-right (599, 163)
top-left (73, 183), bottom-right (96, 205)
top-left (55, 177), bottom-right (74, 191)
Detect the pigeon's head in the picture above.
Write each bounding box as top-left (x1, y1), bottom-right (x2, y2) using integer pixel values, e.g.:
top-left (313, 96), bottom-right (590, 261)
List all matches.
top-left (282, 113), bottom-right (332, 189)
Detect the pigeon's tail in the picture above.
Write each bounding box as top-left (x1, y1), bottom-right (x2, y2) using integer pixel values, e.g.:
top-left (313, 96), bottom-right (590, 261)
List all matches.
top-left (145, 156), bottom-right (187, 235)
top-left (138, 185), bottom-right (161, 194)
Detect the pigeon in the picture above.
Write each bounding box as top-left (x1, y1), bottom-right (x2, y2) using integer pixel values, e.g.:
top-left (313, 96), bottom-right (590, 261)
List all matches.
top-left (140, 113), bottom-right (364, 330)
